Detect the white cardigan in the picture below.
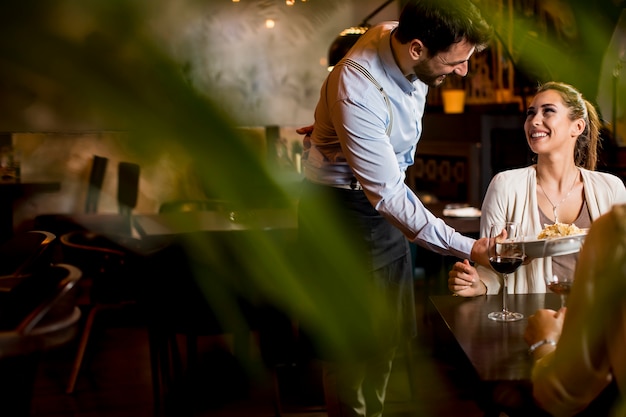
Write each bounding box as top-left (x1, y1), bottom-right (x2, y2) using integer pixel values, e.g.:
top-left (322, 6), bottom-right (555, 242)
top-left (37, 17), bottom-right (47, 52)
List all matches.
top-left (478, 166), bottom-right (626, 294)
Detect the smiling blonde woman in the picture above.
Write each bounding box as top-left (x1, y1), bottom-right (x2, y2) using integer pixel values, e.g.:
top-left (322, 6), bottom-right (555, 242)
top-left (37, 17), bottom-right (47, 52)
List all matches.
top-left (448, 81), bottom-right (626, 297)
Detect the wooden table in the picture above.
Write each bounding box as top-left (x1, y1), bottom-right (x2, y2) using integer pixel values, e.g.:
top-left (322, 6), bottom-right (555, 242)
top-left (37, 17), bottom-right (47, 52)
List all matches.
top-left (0, 180), bottom-right (61, 242)
top-left (429, 293), bottom-right (561, 415)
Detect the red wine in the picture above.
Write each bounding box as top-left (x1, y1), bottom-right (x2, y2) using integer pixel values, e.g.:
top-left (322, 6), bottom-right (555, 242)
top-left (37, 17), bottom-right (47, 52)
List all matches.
top-left (548, 282), bottom-right (572, 295)
top-left (489, 256), bottom-right (523, 274)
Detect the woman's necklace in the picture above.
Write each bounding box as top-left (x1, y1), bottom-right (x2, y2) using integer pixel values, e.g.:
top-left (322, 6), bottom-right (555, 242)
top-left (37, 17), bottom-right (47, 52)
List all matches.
top-left (538, 171), bottom-right (579, 223)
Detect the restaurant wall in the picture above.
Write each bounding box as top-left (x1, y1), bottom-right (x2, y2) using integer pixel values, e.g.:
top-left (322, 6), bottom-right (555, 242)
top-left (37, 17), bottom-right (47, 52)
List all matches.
top-left (11, 131), bottom-right (207, 232)
top-left (1, 0), bottom-right (399, 132)
top-left (168, 0), bottom-right (399, 127)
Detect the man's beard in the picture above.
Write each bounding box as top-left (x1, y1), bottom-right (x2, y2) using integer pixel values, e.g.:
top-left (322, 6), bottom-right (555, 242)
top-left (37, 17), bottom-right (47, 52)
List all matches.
top-left (412, 60), bottom-right (450, 88)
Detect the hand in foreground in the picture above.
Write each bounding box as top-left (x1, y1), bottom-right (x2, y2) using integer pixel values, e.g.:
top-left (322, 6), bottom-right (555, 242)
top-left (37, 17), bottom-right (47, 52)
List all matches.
top-left (470, 236), bottom-right (491, 268)
top-left (296, 125), bottom-right (314, 135)
top-left (448, 259), bottom-right (486, 296)
top-left (524, 308), bottom-right (566, 348)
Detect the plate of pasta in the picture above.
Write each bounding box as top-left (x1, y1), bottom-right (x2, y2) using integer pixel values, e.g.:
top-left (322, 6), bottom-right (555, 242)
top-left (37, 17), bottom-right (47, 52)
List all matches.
top-left (521, 223), bottom-right (588, 258)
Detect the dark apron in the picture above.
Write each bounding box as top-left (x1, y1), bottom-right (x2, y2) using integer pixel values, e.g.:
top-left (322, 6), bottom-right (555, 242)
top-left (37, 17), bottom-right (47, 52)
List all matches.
top-left (298, 180), bottom-right (416, 358)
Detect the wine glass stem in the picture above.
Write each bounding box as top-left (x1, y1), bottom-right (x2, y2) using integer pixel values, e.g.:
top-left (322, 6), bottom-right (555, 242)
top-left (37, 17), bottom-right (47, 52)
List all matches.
top-left (502, 273), bottom-right (508, 313)
top-left (560, 294), bottom-right (566, 309)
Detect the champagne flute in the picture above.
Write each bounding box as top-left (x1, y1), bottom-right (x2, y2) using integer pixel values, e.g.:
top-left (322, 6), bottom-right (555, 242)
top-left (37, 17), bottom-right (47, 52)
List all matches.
top-left (543, 237), bottom-right (582, 308)
top-left (487, 222), bottom-right (525, 322)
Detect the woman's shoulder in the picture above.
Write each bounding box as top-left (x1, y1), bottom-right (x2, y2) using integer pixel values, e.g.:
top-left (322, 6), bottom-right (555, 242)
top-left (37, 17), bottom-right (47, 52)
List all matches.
top-left (581, 168), bottom-right (625, 187)
top-left (490, 166), bottom-right (534, 184)
top-left (484, 167), bottom-right (534, 201)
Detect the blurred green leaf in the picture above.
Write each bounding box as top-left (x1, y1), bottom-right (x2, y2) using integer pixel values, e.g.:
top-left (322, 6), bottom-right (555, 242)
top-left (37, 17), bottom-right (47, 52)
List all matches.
top-left (0, 0), bottom-right (395, 364)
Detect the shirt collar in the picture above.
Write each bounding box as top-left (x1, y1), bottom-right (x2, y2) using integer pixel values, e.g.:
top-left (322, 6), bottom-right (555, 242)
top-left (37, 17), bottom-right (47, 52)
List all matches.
top-left (379, 26), bottom-right (418, 94)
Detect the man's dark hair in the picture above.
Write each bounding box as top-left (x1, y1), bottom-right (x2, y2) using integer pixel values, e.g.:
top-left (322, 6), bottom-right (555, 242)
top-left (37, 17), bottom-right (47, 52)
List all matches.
top-left (395, 0), bottom-right (492, 55)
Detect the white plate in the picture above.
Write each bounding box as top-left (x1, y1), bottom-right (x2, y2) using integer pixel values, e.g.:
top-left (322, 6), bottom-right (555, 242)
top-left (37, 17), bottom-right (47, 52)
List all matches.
top-left (521, 232), bottom-right (588, 258)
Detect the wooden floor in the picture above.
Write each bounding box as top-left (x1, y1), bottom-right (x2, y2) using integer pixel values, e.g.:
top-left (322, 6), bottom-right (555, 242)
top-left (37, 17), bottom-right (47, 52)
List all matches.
top-left (28, 278), bottom-right (485, 417)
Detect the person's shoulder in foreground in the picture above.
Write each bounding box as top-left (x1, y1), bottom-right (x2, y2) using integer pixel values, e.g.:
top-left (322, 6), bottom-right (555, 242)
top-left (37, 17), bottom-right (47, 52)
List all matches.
top-left (526, 203), bottom-right (626, 416)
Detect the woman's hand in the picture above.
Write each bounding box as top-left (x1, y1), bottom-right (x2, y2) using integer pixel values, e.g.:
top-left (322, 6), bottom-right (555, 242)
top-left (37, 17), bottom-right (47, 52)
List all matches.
top-left (524, 308), bottom-right (566, 348)
top-left (448, 259), bottom-right (486, 297)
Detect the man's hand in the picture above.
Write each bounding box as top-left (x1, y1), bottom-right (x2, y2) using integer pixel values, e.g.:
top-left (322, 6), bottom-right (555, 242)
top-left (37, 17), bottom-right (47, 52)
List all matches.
top-left (296, 125), bottom-right (314, 135)
top-left (470, 236), bottom-right (491, 268)
top-left (448, 259), bottom-right (486, 296)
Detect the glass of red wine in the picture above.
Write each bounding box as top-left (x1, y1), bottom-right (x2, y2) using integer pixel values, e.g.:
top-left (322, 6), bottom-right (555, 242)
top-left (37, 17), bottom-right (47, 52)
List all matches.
top-left (487, 222), bottom-right (525, 322)
top-left (543, 237), bottom-right (582, 308)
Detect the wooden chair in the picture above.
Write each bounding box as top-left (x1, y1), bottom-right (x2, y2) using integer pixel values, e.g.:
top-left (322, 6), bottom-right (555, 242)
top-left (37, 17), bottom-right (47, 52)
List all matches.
top-left (85, 155), bottom-right (109, 214)
top-left (0, 230), bottom-right (55, 280)
top-left (0, 263), bottom-right (82, 417)
top-left (117, 161), bottom-right (140, 218)
top-left (0, 263), bottom-right (82, 337)
top-left (34, 158), bottom-right (140, 237)
top-left (34, 155), bottom-right (109, 237)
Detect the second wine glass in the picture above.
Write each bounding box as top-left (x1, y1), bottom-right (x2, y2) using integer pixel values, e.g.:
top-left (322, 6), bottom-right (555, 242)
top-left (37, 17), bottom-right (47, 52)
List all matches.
top-left (543, 237), bottom-right (583, 308)
top-left (487, 222), bottom-right (525, 322)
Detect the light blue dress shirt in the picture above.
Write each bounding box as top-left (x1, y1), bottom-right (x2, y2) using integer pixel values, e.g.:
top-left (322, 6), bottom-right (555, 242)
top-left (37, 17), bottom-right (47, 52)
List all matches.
top-left (303, 22), bottom-right (474, 259)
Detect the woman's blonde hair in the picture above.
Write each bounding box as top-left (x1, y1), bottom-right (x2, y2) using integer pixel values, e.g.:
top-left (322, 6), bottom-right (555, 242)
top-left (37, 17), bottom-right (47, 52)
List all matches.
top-left (536, 81), bottom-right (601, 170)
